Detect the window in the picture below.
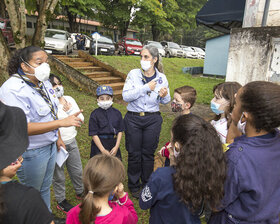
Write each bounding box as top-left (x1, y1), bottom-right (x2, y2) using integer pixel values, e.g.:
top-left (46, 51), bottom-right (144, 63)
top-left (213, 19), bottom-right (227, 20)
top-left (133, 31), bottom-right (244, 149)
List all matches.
top-left (27, 22), bottom-right (32, 28)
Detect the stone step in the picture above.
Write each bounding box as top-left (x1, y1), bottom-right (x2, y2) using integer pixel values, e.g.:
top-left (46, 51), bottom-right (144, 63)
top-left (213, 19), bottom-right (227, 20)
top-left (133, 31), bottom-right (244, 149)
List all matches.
top-left (85, 71), bottom-right (112, 78)
top-left (76, 66), bottom-right (104, 72)
top-left (60, 58), bottom-right (86, 62)
top-left (107, 82), bottom-right (124, 90)
top-left (66, 62), bottom-right (94, 67)
top-left (113, 89), bottom-right (123, 97)
top-left (93, 76), bottom-right (123, 84)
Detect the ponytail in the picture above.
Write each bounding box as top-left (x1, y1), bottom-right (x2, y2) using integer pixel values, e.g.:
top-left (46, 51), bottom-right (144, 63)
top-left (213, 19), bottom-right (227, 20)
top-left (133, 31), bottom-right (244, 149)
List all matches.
top-left (79, 192), bottom-right (100, 224)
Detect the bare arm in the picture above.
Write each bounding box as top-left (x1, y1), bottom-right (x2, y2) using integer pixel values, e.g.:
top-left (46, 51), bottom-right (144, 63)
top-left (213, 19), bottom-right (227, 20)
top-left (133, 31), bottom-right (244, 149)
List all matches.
top-left (28, 111), bottom-right (83, 136)
top-left (92, 135), bottom-right (110, 155)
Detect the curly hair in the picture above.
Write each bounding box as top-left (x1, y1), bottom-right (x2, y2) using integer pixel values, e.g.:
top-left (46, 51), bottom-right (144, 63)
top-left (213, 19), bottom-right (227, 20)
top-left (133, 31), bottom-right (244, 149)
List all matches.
top-left (213, 82), bottom-right (242, 128)
top-left (240, 81), bottom-right (280, 132)
top-left (79, 155), bottom-right (125, 224)
top-left (7, 46), bottom-right (43, 76)
top-left (172, 114), bottom-right (226, 213)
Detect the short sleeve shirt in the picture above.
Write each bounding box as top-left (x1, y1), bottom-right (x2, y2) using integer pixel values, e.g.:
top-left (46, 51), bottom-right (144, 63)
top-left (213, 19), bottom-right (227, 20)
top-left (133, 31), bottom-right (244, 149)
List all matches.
top-left (89, 107), bottom-right (124, 136)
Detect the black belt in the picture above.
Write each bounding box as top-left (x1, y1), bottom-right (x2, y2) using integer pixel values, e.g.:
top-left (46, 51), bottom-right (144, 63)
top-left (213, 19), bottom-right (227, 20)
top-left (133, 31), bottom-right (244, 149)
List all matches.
top-left (127, 111), bottom-right (160, 116)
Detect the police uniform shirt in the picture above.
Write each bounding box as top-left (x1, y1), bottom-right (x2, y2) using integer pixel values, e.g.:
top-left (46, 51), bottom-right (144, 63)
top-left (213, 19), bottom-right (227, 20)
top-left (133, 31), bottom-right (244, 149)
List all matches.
top-left (210, 130), bottom-right (280, 223)
top-left (139, 166), bottom-right (201, 224)
top-left (122, 68), bottom-right (171, 113)
top-left (0, 76), bottom-right (59, 150)
top-left (89, 107), bottom-right (124, 136)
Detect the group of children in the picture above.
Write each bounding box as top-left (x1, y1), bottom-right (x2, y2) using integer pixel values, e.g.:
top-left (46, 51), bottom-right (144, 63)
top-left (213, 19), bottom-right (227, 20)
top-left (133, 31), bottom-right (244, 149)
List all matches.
top-left (47, 78), bottom-right (280, 223)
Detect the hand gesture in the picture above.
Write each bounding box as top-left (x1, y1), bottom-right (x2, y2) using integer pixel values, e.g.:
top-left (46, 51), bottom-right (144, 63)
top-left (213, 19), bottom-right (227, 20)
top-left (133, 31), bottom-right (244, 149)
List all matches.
top-left (101, 149), bottom-right (111, 156)
top-left (148, 80), bottom-right (157, 91)
top-left (110, 146), bottom-right (118, 156)
top-left (159, 87), bottom-right (168, 98)
top-left (115, 183), bottom-right (126, 198)
top-left (3, 160), bottom-right (22, 178)
top-left (60, 110), bottom-right (83, 127)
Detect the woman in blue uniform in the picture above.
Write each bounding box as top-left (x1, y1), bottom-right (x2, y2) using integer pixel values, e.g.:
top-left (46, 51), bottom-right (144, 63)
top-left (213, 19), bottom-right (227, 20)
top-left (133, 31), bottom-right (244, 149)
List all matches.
top-left (122, 45), bottom-right (171, 198)
top-left (0, 46), bottom-right (83, 211)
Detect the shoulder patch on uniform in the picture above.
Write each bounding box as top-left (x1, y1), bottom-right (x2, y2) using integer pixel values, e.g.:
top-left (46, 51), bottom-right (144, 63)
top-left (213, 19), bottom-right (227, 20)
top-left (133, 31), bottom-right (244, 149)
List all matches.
top-left (141, 185), bottom-right (152, 202)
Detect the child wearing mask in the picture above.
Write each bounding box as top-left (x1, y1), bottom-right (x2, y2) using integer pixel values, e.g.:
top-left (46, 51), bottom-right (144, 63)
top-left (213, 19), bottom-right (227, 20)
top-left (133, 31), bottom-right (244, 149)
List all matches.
top-left (140, 114), bottom-right (226, 224)
top-left (210, 82), bottom-right (241, 144)
top-left (49, 74), bottom-right (84, 213)
top-left (89, 85), bottom-right (124, 159)
top-left (66, 154), bottom-right (138, 224)
top-left (158, 85), bottom-right (197, 166)
top-left (209, 81), bottom-right (280, 223)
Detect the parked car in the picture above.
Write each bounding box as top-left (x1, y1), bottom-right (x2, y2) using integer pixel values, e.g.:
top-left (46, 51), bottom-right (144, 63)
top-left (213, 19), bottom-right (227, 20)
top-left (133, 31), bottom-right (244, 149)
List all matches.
top-left (44, 29), bottom-right (73, 55)
top-left (161, 41), bottom-right (184, 58)
top-left (180, 45), bottom-right (198, 59)
top-left (191, 47), bottom-right (205, 59)
top-left (117, 37), bottom-right (143, 55)
top-left (143, 40), bottom-right (165, 57)
top-left (89, 35), bottom-right (115, 55)
top-left (0, 18), bottom-right (14, 46)
top-left (71, 33), bottom-right (92, 50)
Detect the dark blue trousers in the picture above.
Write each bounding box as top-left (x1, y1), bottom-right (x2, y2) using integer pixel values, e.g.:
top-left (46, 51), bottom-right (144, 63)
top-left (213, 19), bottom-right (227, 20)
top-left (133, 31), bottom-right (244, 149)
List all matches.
top-left (124, 112), bottom-right (163, 192)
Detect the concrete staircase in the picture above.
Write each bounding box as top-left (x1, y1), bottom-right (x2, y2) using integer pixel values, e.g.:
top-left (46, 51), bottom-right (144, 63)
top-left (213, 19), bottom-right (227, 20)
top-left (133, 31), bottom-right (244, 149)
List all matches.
top-left (53, 55), bottom-right (124, 97)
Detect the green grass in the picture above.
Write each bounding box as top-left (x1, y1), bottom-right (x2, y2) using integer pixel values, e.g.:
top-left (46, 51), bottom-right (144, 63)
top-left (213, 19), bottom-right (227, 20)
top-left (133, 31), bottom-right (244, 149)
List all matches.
top-left (50, 56), bottom-right (224, 223)
top-left (96, 55), bottom-right (224, 104)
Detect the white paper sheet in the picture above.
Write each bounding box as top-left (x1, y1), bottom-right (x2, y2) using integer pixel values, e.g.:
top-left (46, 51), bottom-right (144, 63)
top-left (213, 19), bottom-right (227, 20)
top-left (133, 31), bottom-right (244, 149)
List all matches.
top-left (56, 146), bottom-right (69, 167)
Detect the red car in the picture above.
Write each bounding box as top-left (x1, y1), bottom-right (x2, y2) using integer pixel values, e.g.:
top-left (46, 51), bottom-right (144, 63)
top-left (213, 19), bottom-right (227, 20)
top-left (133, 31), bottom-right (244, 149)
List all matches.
top-left (0, 18), bottom-right (14, 46)
top-left (117, 37), bottom-right (143, 55)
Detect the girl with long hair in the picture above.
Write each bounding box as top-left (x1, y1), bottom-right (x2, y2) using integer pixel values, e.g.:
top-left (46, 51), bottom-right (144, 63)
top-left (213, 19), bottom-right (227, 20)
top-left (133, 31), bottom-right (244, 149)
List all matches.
top-left (66, 155), bottom-right (138, 224)
top-left (139, 114), bottom-right (226, 224)
top-left (209, 81), bottom-right (280, 223)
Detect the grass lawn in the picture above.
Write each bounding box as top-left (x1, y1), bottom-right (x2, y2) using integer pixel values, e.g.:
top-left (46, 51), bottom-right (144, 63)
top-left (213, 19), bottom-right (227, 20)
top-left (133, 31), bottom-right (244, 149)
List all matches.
top-left (51, 56), bottom-right (224, 223)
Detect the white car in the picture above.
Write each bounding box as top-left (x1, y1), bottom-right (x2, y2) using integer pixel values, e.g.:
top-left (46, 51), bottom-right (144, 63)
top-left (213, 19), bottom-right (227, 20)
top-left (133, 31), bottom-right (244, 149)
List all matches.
top-left (44, 29), bottom-right (73, 55)
top-left (180, 45), bottom-right (198, 59)
top-left (191, 47), bottom-right (205, 59)
top-left (143, 40), bottom-right (166, 57)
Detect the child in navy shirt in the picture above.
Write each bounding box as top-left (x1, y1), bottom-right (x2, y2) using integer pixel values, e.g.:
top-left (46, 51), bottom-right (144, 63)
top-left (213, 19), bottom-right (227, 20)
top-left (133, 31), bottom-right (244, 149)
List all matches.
top-left (140, 114), bottom-right (226, 224)
top-left (158, 85), bottom-right (197, 166)
top-left (89, 85), bottom-right (124, 159)
top-left (209, 81), bottom-right (280, 224)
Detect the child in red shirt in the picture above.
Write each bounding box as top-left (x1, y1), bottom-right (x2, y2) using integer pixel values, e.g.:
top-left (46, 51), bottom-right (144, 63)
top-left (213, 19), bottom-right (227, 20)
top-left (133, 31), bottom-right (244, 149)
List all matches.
top-left (66, 155), bottom-right (138, 224)
top-left (159, 86), bottom-right (197, 166)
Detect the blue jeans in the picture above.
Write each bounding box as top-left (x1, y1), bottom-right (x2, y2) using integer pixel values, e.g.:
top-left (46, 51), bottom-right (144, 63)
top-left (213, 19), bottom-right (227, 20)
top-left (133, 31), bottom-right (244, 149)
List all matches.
top-left (17, 142), bottom-right (57, 211)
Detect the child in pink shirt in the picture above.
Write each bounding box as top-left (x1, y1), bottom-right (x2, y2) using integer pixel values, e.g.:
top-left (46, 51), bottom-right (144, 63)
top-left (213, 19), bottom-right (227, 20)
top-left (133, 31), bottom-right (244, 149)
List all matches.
top-left (66, 155), bottom-right (138, 224)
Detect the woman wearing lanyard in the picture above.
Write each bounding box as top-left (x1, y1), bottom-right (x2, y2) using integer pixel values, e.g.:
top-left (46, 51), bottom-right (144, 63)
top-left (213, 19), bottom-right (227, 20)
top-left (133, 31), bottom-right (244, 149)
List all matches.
top-left (0, 46), bottom-right (82, 211)
top-left (122, 45), bottom-right (171, 198)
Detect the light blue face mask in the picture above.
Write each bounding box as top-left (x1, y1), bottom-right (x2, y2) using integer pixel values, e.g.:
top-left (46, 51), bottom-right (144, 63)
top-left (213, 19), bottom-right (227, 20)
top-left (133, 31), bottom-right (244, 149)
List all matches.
top-left (210, 100), bottom-right (224, 115)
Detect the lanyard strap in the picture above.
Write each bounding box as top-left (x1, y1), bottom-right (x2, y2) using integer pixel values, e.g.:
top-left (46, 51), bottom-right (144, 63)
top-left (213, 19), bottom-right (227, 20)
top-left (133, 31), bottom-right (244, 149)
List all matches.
top-left (13, 73), bottom-right (57, 120)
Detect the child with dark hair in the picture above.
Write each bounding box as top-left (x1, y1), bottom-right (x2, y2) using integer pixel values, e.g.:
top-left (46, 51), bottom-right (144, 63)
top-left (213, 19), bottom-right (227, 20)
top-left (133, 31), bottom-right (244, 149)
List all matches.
top-left (210, 82), bottom-right (241, 144)
top-left (140, 114), bottom-right (226, 224)
top-left (159, 85), bottom-right (197, 166)
top-left (209, 81), bottom-right (280, 223)
top-left (66, 154), bottom-right (138, 224)
top-left (89, 85), bottom-right (124, 159)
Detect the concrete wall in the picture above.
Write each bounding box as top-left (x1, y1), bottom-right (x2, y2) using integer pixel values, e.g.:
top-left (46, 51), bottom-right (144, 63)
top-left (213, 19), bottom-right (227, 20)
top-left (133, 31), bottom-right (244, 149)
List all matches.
top-left (243, 0), bottom-right (280, 27)
top-left (226, 26), bottom-right (280, 85)
top-left (204, 35), bottom-right (230, 77)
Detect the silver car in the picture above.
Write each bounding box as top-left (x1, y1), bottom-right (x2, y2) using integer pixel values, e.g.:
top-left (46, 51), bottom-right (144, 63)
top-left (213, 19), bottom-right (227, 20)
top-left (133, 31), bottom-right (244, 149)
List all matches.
top-left (180, 45), bottom-right (199, 59)
top-left (44, 29), bottom-right (73, 55)
top-left (143, 40), bottom-right (165, 57)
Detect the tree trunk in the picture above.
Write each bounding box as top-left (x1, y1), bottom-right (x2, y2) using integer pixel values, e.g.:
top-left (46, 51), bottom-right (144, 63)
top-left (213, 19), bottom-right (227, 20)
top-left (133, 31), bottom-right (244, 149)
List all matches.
top-left (65, 6), bottom-right (77, 33)
top-left (32, 0), bottom-right (59, 47)
top-left (151, 24), bottom-right (160, 41)
top-left (0, 0), bottom-right (7, 18)
top-left (4, 0), bottom-right (26, 48)
top-left (0, 29), bottom-right (10, 84)
top-left (120, 20), bottom-right (130, 37)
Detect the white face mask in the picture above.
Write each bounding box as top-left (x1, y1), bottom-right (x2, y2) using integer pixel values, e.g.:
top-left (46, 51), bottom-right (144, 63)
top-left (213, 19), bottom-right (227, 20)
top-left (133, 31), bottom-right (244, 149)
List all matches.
top-left (237, 113), bottom-right (246, 134)
top-left (54, 85), bottom-right (64, 98)
top-left (25, 62), bottom-right (51, 82)
top-left (98, 100), bottom-right (113, 110)
top-left (173, 147), bottom-right (180, 158)
top-left (140, 60), bottom-right (152, 71)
